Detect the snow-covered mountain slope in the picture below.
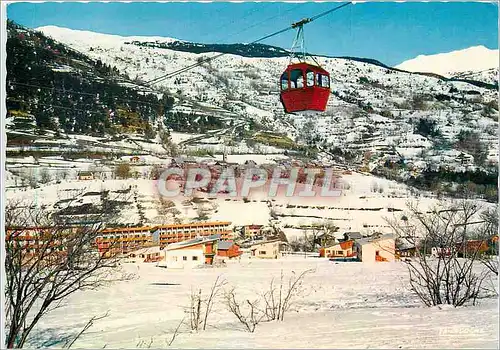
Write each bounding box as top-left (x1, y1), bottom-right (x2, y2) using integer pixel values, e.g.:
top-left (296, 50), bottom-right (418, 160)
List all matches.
top-left (395, 45), bottom-right (499, 78)
top-left (451, 67), bottom-right (499, 86)
top-left (35, 25), bottom-right (180, 49)
top-left (35, 26), bottom-right (498, 174)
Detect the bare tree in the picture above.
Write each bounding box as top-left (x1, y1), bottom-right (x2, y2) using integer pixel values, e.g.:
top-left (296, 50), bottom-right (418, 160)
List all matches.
top-left (4, 198), bottom-right (134, 348)
top-left (386, 200), bottom-right (494, 307)
top-left (195, 206), bottom-right (210, 221)
top-left (296, 222), bottom-right (337, 253)
top-left (188, 288), bottom-right (203, 331)
top-left (478, 205), bottom-right (499, 276)
top-left (115, 163), bottom-right (131, 179)
top-left (39, 168), bottom-right (51, 184)
top-left (63, 311), bottom-right (110, 349)
top-left (166, 317), bottom-right (185, 347)
top-left (203, 275), bottom-right (226, 330)
top-left (185, 275), bottom-right (226, 331)
top-left (28, 173), bottom-right (38, 188)
top-left (261, 269), bottom-right (313, 321)
top-left (224, 289), bottom-right (264, 333)
top-left (224, 269), bottom-right (313, 333)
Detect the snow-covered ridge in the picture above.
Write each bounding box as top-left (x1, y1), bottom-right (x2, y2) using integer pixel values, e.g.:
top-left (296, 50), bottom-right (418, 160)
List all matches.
top-left (35, 25), bottom-right (181, 49)
top-left (395, 45), bottom-right (499, 77)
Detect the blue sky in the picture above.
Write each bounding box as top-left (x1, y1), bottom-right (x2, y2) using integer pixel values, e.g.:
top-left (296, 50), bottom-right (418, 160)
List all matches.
top-left (7, 1), bottom-right (498, 66)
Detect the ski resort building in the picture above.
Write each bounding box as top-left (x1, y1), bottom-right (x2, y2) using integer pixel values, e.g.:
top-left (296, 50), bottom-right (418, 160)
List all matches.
top-left (152, 221), bottom-right (232, 248)
top-left (163, 235), bottom-right (220, 268)
top-left (96, 226), bottom-right (153, 257)
top-left (6, 226), bottom-right (80, 258)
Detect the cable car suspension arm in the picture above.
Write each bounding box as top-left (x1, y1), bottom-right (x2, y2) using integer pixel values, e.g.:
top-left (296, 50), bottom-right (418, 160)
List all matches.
top-left (145, 2), bottom-right (352, 85)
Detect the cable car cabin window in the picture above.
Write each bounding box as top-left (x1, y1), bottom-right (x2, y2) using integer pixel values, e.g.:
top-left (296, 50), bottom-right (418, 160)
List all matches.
top-left (280, 73), bottom-right (289, 90)
top-left (316, 73), bottom-right (330, 88)
top-left (306, 70), bottom-right (314, 87)
top-left (290, 69), bottom-right (304, 89)
top-left (322, 75), bottom-right (330, 88)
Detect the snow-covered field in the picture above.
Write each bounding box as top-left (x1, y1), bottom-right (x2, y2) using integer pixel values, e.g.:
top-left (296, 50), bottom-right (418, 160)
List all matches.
top-left (27, 257), bottom-right (498, 349)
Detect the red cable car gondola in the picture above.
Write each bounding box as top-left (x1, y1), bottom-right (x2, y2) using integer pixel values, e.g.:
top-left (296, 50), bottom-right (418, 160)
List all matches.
top-left (279, 18), bottom-right (331, 114)
top-left (280, 62), bottom-right (330, 113)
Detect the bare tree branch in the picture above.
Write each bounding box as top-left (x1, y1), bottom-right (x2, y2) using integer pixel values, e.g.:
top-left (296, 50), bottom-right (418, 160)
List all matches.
top-left (5, 196), bottom-right (134, 348)
top-left (385, 200), bottom-right (495, 307)
top-left (64, 311), bottom-right (110, 349)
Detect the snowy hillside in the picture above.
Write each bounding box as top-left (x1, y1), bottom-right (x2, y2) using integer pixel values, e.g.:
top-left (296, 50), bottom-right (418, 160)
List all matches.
top-left (35, 26), bottom-right (499, 175)
top-left (451, 67), bottom-right (499, 86)
top-left (395, 45), bottom-right (499, 78)
top-left (35, 25), bottom-right (180, 49)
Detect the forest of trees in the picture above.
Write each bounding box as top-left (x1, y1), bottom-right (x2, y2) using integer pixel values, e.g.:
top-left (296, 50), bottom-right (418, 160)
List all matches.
top-left (163, 111), bottom-right (224, 133)
top-left (126, 40), bottom-right (290, 58)
top-left (6, 20), bottom-right (174, 136)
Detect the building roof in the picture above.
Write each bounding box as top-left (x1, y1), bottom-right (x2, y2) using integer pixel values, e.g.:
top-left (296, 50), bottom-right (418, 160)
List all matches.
top-left (396, 237), bottom-right (416, 251)
top-left (356, 234), bottom-right (395, 246)
top-left (100, 226), bottom-right (152, 234)
top-left (128, 246), bottom-right (161, 255)
top-left (344, 232), bottom-right (363, 240)
top-left (218, 241), bottom-right (235, 250)
top-left (246, 225), bottom-right (264, 229)
top-left (326, 240), bottom-right (354, 250)
top-left (166, 234), bottom-right (221, 251)
top-left (153, 221), bottom-right (231, 230)
top-left (249, 239), bottom-right (284, 248)
top-left (78, 171), bottom-right (93, 176)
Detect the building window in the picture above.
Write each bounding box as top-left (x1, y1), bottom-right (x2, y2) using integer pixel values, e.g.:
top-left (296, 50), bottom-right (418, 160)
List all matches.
top-left (259, 251), bottom-right (266, 255)
top-left (192, 256), bottom-right (198, 261)
top-left (336, 251), bottom-right (343, 255)
top-left (183, 256), bottom-right (187, 261)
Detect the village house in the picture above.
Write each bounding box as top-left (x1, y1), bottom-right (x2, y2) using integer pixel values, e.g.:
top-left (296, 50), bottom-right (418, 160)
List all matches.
top-left (163, 235), bottom-right (220, 269)
top-left (130, 155), bottom-right (141, 163)
top-left (430, 240), bottom-right (490, 258)
top-left (324, 240), bottom-right (355, 258)
top-left (96, 226), bottom-right (153, 258)
top-left (126, 246), bottom-right (163, 263)
top-left (355, 234), bottom-right (396, 263)
top-left (396, 237), bottom-right (417, 259)
top-left (249, 239), bottom-right (288, 259)
top-left (455, 240), bottom-right (489, 257)
top-left (455, 152), bottom-right (474, 166)
top-left (77, 171), bottom-right (94, 180)
top-left (216, 241), bottom-right (242, 259)
top-left (152, 221), bottom-right (232, 248)
top-left (243, 224), bottom-right (264, 239)
top-left (431, 246), bottom-right (452, 258)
